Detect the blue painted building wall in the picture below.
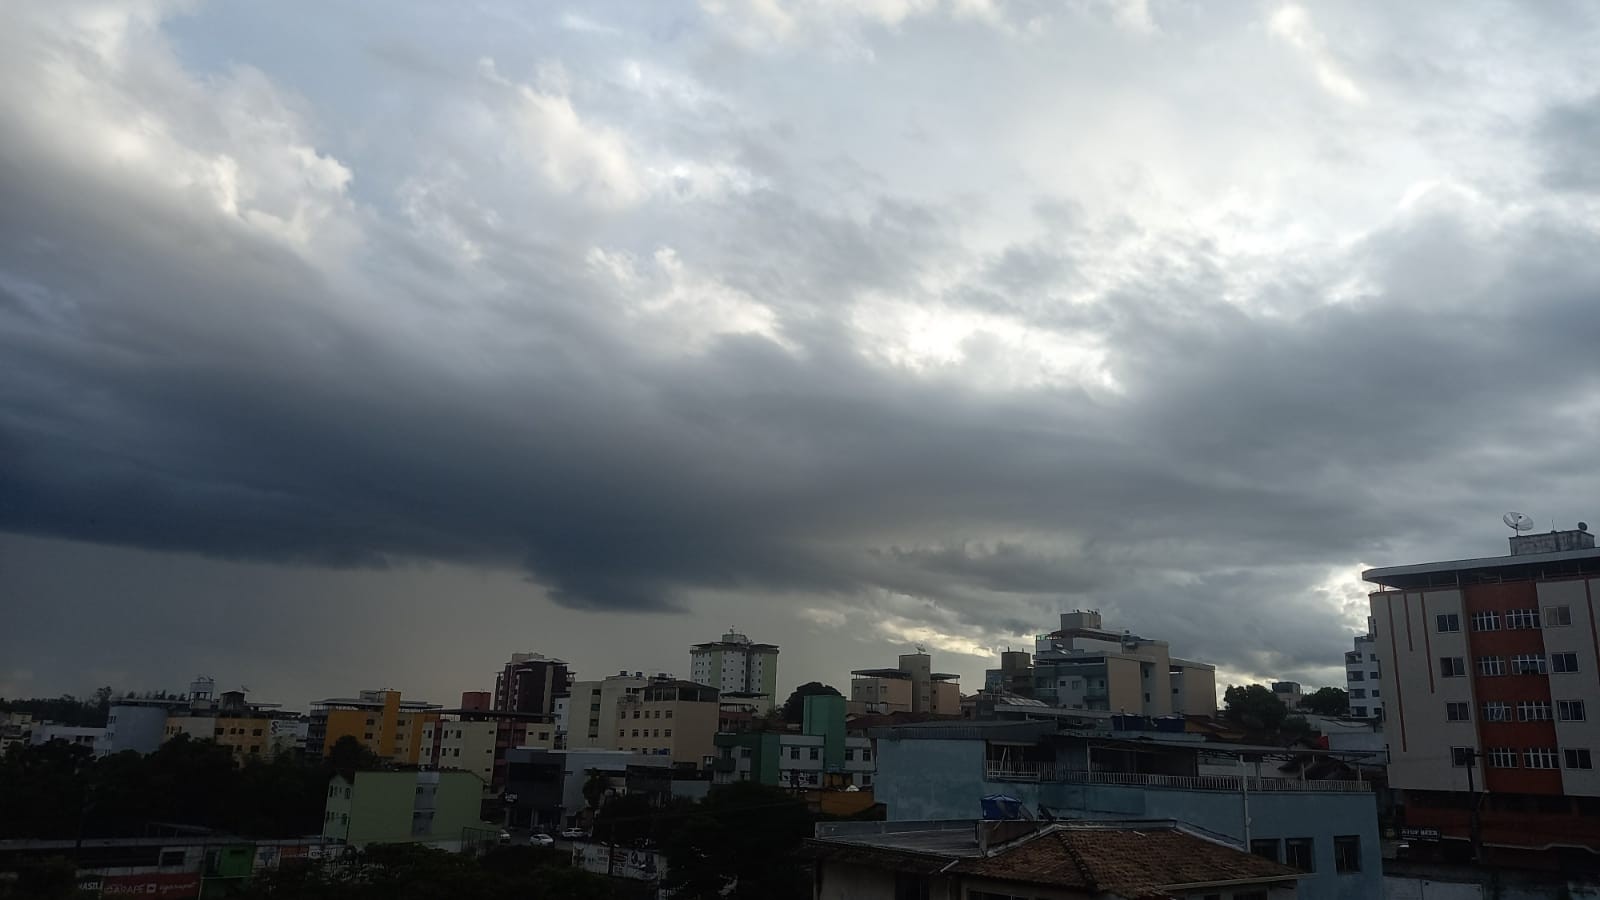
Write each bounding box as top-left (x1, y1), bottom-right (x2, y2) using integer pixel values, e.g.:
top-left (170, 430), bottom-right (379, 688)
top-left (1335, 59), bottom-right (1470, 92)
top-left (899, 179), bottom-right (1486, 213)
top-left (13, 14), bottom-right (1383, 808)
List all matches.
top-left (875, 737), bottom-right (1381, 900)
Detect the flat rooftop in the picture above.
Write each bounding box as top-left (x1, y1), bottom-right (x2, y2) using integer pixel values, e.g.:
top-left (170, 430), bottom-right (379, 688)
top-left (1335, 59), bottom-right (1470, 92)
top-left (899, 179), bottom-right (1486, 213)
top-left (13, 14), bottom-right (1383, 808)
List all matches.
top-left (1363, 545), bottom-right (1600, 590)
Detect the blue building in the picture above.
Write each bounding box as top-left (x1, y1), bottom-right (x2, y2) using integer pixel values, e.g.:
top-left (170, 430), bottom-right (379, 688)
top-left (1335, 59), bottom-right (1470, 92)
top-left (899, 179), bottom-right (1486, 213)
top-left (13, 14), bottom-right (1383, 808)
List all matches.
top-left (871, 720), bottom-right (1381, 900)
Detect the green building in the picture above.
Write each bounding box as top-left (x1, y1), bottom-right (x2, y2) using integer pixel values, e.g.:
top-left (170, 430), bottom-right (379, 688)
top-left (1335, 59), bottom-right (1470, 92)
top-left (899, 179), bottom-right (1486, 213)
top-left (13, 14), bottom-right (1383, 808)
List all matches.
top-left (322, 770), bottom-right (491, 849)
top-left (713, 694), bottom-right (873, 790)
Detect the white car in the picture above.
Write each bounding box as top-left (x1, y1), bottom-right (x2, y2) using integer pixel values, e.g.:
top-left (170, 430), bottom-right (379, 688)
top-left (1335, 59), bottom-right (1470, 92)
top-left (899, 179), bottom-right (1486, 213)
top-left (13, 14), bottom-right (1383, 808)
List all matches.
top-left (529, 833), bottom-right (555, 848)
top-left (560, 828), bottom-right (588, 840)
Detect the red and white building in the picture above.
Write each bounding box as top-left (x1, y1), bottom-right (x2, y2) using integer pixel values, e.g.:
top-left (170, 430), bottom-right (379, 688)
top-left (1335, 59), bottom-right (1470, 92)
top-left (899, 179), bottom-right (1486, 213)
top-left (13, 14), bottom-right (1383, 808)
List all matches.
top-left (1366, 525), bottom-right (1600, 866)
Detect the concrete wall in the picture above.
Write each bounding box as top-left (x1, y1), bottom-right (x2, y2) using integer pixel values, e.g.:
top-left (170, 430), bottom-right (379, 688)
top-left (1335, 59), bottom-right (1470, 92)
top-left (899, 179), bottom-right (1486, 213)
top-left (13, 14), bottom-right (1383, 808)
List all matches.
top-left (98, 705), bottom-right (168, 755)
top-left (1542, 578), bottom-right (1600, 797)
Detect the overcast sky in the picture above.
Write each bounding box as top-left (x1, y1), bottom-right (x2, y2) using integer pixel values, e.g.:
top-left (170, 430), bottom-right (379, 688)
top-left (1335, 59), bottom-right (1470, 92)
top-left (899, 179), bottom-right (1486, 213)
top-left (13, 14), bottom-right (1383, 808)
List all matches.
top-left (5, 0), bottom-right (1600, 710)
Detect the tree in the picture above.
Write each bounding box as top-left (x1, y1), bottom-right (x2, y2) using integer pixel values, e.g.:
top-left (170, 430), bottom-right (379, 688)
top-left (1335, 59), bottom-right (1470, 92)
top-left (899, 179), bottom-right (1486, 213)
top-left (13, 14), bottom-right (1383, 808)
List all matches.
top-left (327, 735), bottom-right (384, 781)
top-left (1222, 684), bottom-right (1288, 733)
top-left (661, 782), bottom-right (813, 900)
top-left (581, 769), bottom-right (611, 813)
top-left (779, 682), bottom-right (842, 725)
top-left (1300, 686), bottom-right (1349, 717)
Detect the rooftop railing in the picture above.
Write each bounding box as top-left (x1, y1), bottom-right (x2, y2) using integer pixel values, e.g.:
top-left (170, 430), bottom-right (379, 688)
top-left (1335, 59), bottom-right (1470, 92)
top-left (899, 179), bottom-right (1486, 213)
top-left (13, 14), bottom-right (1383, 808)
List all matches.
top-left (982, 764), bottom-right (1371, 793)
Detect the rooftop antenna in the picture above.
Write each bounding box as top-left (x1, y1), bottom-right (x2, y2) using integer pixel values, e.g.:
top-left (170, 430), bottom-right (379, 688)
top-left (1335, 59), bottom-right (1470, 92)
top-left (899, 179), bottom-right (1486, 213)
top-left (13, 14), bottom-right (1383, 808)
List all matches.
top-left (914, 642), bottom-right (928, 654)
top-left (1503, 511), bottom-right (1535, 534)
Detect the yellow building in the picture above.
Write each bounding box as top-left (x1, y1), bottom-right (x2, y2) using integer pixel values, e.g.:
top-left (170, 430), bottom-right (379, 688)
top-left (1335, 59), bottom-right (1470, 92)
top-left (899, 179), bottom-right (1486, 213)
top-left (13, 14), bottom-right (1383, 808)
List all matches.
top-left (309, 689), bottom-right (441, 764)
top-left (160, 689), bottom-right (301, 761)
top-left (615, 679), bottom-right (720, 767)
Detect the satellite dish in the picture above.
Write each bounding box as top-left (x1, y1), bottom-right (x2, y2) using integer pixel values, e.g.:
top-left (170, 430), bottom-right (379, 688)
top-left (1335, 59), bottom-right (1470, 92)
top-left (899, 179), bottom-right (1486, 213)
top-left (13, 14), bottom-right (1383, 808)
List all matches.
top-left (914, 643), bottom-right (928, 655)
top-left (1581, 522), bottom-right (1590, 533)
top-left (1503, 512), bottom-right (1535, 533)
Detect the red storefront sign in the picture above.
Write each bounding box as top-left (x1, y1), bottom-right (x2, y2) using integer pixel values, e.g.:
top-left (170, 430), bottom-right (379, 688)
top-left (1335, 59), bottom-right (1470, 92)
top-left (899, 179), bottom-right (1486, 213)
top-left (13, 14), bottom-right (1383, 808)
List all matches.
top-left (98, 872), bottom-right (202, 897)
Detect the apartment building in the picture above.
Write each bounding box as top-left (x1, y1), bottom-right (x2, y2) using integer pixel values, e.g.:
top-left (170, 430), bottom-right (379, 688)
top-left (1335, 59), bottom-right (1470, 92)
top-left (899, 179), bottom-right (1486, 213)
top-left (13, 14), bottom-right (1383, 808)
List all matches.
top-left (565, 672), bottom-right (649, 750)
top-left (1024, 611), bottom-right (1217, 716)
top-left (690, 630), bottom-right (779, 713)
top-left (714, 694), bottom-right (874, 790)
top-left (96, 700), bottom-right (177, 756)
top-left (422, 692), bottom-right (559, 794)
top-left (162, 685), bottom-right (293, 761)
top-left (307, 689), bottom-right (441, 764)
top-left (850, 652), bottom-right (961, 715)
top-left (322, 770), bottom-right (487, 849)
top-left (616, 679), bottom-right (720, 766)
top-left (1345, 628), bottom-right (1383, 720)
top-left (1366, 525), bottom-right (1600, 864)
top-left (492, 652), bottom-right (570, 716)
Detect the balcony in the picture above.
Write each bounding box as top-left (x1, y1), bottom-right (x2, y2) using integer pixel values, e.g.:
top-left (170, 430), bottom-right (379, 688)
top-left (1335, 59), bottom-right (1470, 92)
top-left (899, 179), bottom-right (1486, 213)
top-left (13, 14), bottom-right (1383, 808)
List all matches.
top-left (982, 766), bottom-right (1371, 793)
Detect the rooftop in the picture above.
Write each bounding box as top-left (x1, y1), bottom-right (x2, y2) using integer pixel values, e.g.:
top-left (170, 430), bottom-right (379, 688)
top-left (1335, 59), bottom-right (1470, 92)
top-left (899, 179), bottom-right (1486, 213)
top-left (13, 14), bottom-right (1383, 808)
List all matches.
top-left (1363, 542), bottom-right (1600, 590)
top-left (810, 820), bottom-right (1301, 898)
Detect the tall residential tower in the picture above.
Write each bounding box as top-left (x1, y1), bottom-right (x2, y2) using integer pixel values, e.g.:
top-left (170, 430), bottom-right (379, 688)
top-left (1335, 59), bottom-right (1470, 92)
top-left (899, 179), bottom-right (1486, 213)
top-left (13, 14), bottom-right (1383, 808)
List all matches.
top-left (690, 631), bottom-right (779, 713)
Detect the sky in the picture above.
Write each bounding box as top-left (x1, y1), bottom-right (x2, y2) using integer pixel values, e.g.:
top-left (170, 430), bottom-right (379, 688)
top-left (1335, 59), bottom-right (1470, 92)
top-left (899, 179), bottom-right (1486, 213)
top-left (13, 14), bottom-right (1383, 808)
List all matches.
top-left (4, 0), bottom-right (1600, 710)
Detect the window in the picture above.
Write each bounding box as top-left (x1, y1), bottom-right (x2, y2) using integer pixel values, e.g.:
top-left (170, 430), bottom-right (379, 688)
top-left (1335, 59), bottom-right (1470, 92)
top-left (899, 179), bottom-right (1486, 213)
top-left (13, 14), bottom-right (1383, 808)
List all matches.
top-left (844, 749), bottom-right (855, 761)
top-left (862, 748), bottom-right (872, 762)
top-left (631, 730), bottom-right (639, 737)
top-left (1440, 657), bottom-right (1466, 677)
top-left (1351, 706), bottom-right (1367, 717)
top-left (1525, 748), bottom-right (1559, 769)
top-left (1348, 670), bottom-right (1364, 682)
top-left (1370, 670), bottom-right (1381, 680)
top-left (618, 730), bottom-right (625, 738)
top-left (1552, 652), bottom-right (1580, 673)
top-left (1471, 611), bottom-right (1500, 631)
top-left (653, 729), bottom-right (660, 737)
top-left (1450, 747), bottom-right (1475, 767)
top-left (1333, 835), bottom-right (1361, 873)
top-left (1283, 838), bottom-right (1315, 872)
top-left (1487, 747), bottom-right (1518, 768)
top-left (1477, 656), bottom-right (1506, 677)
top-left (1446, 702), bottom-right (1470, 722)
top-left (1370, 653), bottom-right (1379, 662)
top-left (740, 747), bottom-right (751, 758)
top-left (538, 731), bottom-right (549, 740)
top-left (1558, 700), bottom-right (1587, 721)
top-left (664, 729), bottom-right (671, 737)
top-left (1512, 654), bottom-right (1547, 675)
top-left (665, 710), bottom-right (673, 719)
top-left (1566, 748), bottom-right (1593, 770)
top-left (809, 747), bottom-right (820, 760)
top-left (252, 728), bottom-right (263, 736)
top-left (1437, 613), bottom-right (1461, 632)
top-left (1518, 701), bottom-right (1552, 722)
top-left (1371, 689), bottom-right (1380, 697)
top-left (1350, 689), bottom-right (1366, 699)
top-left (1483, 701), bottom-right (1510, 722)
top-left (159, 850), bottom-right (185, 867)
top-left (632, 710), bottom-right (641, 719)
top-left (1506, 609), bottom-right (1540, 629)
top-left (1545, 605), bottom-right (1573, 627)
top-left (790, 747), bottom-right (800, 759)
top-left (1249, 839), bottom-right (1280, 862)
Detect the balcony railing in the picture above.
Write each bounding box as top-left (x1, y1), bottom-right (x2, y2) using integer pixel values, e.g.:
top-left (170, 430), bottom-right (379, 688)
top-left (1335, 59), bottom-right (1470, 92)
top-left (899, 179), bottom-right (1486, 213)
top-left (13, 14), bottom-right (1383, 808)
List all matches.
top-left (982, 765), bottom-right (1371, 793)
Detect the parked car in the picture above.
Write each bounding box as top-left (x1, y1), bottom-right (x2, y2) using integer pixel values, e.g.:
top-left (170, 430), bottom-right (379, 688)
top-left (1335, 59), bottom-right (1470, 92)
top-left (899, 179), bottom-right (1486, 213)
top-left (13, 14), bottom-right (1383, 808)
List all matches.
top-left (497, 830), bottom-right (512, 845)
top-left (560, 827), bottom-right (587, 840)
top-left (529, 833), bottom-right (555, 847)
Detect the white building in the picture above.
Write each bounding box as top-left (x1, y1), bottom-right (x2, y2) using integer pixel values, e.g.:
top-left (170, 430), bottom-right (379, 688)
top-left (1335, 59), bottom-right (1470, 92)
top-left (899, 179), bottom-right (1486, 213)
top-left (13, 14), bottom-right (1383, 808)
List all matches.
top-left (565, 672), bottom-right (649, 750)
top-left (30, 723), bottom-right (104, 748)
top-left (1344, 627), bottom-right (1382, 720)
top-left (690, 631), bottom-right (779, 713)
top-left (96, 703), bottom-right (173, 756)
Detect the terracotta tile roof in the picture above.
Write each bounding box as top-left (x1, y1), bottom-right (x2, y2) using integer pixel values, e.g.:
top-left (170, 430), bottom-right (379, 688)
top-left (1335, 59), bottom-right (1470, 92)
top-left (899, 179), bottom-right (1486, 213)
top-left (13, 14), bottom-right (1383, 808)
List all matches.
top-left (952, 826), bottom-right (1301, 899)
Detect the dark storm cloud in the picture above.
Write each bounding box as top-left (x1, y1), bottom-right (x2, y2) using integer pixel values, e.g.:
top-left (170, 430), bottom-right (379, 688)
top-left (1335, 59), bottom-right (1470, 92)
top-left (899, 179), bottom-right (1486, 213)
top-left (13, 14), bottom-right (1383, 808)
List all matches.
top-left (8, 0), bottom-right (1600, 698)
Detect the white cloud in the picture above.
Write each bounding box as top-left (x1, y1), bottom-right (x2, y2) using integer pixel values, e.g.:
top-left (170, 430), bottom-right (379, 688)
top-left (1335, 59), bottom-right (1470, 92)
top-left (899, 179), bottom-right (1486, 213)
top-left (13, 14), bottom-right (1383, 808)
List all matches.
top-left (587, 246), bottom-right (791, 353)
top-left (1269, 5), bottom-right (1366, 104)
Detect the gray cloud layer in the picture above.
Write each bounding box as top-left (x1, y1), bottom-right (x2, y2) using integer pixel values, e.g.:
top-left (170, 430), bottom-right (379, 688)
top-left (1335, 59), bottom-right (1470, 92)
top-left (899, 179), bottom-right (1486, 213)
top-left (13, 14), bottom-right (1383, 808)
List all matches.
top-left (5, 1), bottom-right (1600, 702)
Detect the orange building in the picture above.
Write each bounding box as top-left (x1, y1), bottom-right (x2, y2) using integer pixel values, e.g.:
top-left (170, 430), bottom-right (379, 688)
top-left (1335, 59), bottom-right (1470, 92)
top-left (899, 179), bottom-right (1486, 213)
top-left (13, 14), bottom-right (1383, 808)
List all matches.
top-left (308, 689), bottom-right (441, 763)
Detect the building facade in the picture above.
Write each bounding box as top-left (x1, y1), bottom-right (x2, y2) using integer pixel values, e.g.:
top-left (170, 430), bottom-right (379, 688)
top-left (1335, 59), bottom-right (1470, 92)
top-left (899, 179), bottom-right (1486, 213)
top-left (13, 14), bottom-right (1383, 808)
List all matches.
top-left (1028, 611), bottom-right (1217, 716)
top-left (715, 694), bottom-right (875, 790)
top-left (492, 652), bottom-right (570, 716)
top-left (1366, 526), bottom-right (1600, 865)
top-left (690, 631), bottom-right (779, 713)
top-left (1345, 629), bottom-right (1383, 720)
top-left (422, 696), bottom-right (559, 796)
top-left (615, 679), bottom-right (719, 766)
top-left (565, 672), bottom-right (649, 751)
top-left (307, 689), bottom-right (441, 763)
top-left (322, 770), bottom-right (488, 849)
top-left (95, 702), bottom-right (175, 756)
top-left (850, 652), bottom-right (961, 716)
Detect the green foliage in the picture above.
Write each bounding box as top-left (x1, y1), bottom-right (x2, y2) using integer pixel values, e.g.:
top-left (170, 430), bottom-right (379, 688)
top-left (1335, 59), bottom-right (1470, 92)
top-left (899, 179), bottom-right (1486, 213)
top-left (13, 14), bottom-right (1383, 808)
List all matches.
top-left (235, 844), bottom-right (631, 900)
top-left (1222, 684), bottom-right (1289, 733)
top-left (581, 769), bottom-right (610, 811)
top-left (779, 682), bottom-right (841, 725)
top-left (0, 734), bottom-right (343, 840)
top-left (661, 781), bottom-right (813, 900)
top-left (0, 694), bottom-right (109, 728)
top-left (1281, 715), bottom-right (1316, 738)
top-left (1300, 686), bottom-right (1350, 717)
